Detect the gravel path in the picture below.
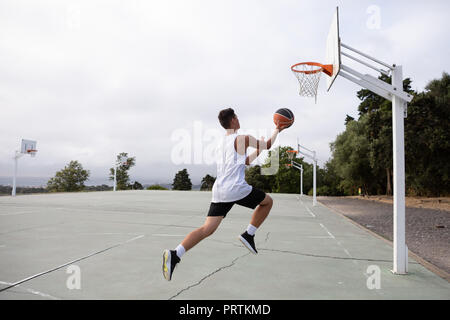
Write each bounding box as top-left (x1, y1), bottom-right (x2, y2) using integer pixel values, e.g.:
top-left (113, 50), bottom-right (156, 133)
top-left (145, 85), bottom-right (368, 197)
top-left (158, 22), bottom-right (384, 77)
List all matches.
top-left (318, 196), bottom-right (450, 275)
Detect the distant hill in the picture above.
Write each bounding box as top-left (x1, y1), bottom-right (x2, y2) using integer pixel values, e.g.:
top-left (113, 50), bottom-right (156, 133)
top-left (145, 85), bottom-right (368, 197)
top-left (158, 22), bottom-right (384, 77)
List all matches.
top-left (142, 183), bottom-right (202, 191)
top-left (0, 176), bottom-right (203, 192)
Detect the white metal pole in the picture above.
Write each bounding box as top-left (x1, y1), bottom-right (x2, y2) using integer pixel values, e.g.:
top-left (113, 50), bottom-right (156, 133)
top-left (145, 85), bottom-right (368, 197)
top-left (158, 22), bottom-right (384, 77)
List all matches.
top-left (12, 154), bottom-right (18, 197)
top-left (392, 65), bottom-right (407, 274)
top-left (300, 167), bottom-right (303, 196)
top-left (113, 165), bottom-right (117, 192)
top-left (313, 153), bottom-right (317, 206)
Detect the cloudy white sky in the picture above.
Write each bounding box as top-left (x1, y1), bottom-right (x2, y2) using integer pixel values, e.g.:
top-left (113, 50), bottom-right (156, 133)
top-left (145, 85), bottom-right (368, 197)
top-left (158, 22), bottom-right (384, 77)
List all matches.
top-left (1, 0), bottom-right (449, 186)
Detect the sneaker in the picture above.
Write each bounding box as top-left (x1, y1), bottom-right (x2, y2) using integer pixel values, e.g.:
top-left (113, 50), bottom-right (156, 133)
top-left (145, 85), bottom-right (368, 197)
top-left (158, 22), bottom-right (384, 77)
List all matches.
top-left (239, 231), bottom-right (258, 254)
top-left (162, 249), bottom-right (181, 281)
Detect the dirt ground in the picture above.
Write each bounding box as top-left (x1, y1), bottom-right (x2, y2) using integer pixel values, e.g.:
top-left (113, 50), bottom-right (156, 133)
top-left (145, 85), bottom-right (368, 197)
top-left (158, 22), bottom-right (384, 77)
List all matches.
top-left (348, 195), bottom-right (450, 211)
top-left (318, 196), bottom-right (450, 276)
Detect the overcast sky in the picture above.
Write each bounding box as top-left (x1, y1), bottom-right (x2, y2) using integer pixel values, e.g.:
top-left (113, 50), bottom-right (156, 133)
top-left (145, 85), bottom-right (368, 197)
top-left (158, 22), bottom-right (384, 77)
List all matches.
top-left (1, 0), bottom-right (449, 186)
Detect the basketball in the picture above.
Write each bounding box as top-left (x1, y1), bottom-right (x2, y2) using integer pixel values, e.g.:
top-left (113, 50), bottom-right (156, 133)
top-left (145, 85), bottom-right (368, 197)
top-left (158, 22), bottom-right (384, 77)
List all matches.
top-left (273, 108), bottom-right (294, 129)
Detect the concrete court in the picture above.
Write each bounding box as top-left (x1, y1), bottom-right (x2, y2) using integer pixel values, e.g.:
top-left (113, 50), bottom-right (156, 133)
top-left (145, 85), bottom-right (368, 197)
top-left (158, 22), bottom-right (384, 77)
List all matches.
top-left (0, 190), bottom-right (448, 300)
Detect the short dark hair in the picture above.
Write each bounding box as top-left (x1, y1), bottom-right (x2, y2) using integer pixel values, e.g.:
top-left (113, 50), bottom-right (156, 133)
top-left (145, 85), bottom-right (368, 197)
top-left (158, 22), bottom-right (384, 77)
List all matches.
top-left (218, 108), bottom-right (236, 129)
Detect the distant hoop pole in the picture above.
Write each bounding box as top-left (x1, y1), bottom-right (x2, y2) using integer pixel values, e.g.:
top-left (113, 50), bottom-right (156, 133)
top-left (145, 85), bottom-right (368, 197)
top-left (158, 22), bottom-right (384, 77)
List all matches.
top-left (12, 148), bottom-right (38, 196)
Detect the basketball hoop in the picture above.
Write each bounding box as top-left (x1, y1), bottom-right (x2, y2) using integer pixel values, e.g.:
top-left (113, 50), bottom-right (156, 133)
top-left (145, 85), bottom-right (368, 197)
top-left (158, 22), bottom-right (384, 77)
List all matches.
top-left (291, 62), bottom-right (333, 101)
top-left (26, 149), bottom-right (37, 157)
top-left (286, 150), bottom-right (298, 161)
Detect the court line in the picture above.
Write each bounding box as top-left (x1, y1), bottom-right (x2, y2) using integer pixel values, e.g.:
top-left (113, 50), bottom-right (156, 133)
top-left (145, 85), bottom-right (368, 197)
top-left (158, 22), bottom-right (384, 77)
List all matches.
top-left (305, 235), bottom-right (334, 239)
top-left (56, 206), bottom-right (201, 215)
top-left (0, 234), bottom-right (144, 293)
top-left (0, 212), bottom-right (35, 216)
top-left (319, 223), bottom-right (335, 239)
top-left (0, 281), bottom-right (60, 300)
top-left (298, 197), bottom-right (316, 217)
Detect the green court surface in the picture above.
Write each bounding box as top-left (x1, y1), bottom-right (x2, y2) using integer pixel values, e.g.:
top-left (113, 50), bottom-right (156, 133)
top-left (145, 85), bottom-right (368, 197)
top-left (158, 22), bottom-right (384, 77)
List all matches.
top-left (0, 191), bottom-right (448, 300)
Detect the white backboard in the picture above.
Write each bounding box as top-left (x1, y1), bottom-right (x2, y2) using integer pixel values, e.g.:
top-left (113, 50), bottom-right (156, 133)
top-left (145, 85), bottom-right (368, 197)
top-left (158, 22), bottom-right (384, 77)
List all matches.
top-left (325, 7), bottom-right (341, 91)
top-left (21, 139), bottom-right (37, 154)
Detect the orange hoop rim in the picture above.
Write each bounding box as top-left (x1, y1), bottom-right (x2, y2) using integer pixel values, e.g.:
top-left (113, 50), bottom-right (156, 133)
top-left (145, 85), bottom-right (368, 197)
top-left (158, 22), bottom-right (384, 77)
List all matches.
top-left (287, 150), bottom-right (297, 160)
top-left (26, 149), bottom-right (37, 153)
top-left (291, 62), bottom-right (333, 77)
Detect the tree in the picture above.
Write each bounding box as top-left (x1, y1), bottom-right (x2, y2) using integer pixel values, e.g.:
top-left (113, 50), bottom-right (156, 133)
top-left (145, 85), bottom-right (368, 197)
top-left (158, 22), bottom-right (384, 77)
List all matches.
top-left (200, 174), bottom-right (216, 191)
top-left (330, 116), bottom-right (374, 195)
top-left (245, 165), bottom-right (274, 193)
top-left (404, 72), bottom-right (450, 196)
top-left (260, 146), bottom-right (308, 194)
top-left (172, 169), bottom-right (192, 190)
top-left (47, 161), bottom-right (90, 192)
top-left (319, 159), bottom-right (345, 196)
top-left (356, 75), bottom-right (415, 195)
top-left (131, 181), bottom-right (143, 190)
top-left (108, 152), bottom-right (136, 190)
top-left (84, 184), bottom-right (112, 191)
top-left (323, 72), bottom-right (449, 197)
top-left (344, 114), bottom-right (355, 125)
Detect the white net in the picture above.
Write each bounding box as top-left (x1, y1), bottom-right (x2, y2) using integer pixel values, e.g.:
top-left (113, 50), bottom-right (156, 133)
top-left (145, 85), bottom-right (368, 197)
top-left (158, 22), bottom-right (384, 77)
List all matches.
top-left (287, 151), bottom-right (297, 160)
top-left (292, 63), bottom-right (323, 102)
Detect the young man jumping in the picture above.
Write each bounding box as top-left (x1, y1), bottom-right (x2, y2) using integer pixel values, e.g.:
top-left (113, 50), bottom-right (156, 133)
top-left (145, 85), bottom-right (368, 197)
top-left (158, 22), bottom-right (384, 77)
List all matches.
top-left (163, 107), bottom-right (285, 281)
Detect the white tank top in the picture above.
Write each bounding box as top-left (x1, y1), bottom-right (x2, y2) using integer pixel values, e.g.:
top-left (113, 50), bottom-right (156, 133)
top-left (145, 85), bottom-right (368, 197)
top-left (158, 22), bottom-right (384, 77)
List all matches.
top-left (211, 133), bottom-right (252, 203)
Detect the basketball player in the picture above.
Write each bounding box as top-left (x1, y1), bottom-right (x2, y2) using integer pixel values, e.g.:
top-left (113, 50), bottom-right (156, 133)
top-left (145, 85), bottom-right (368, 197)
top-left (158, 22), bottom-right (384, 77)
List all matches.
top-left (162, 108), bottom-right (287, 281)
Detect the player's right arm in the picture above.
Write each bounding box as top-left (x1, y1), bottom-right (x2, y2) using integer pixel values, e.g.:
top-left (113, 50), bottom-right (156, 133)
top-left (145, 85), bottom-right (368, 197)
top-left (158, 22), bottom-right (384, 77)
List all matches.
top-left (245, 121), bottom-right (285, 151)
top-left (235, 123), bottom-right (285, 164)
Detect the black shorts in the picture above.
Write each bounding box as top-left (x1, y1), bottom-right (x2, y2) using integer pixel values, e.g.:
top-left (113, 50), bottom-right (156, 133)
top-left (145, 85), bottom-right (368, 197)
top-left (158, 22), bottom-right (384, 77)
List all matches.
top-left (207, 187), bottom-right (267, 218)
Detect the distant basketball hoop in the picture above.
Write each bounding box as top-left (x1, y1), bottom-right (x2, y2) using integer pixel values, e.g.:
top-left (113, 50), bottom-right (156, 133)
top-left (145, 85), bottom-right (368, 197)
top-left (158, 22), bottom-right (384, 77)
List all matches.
top-left (286, 150), bottom-right (298, 161)
top-left (26, 149), bottom-right (38, 157)
top-left (12, 139), bottom-right (38, 196)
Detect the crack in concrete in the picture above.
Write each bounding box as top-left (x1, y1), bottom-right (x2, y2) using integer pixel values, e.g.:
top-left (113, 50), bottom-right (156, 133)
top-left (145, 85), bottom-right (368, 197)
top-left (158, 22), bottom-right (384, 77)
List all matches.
top-left (168, 252), bottom-right (250, 300)
top-left (258, 247), bottom-right (419, 264)
top-left (168, 232), bottom-right (271, 300)
top-left (264, 232), bottom-right (270, 243)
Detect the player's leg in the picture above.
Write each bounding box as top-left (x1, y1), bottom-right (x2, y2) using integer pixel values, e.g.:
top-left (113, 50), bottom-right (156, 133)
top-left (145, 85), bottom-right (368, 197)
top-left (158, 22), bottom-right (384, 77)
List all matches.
top-left (163, 216), bottom-right (223, 281)
top-left (249, 194), bottom-right (273, 228)
top-left (163, 202), bottom-right (233, 281)
top-left (181, 216), bottom-right (223, 251)
top-left (236, 189), bottom-right (272, 254)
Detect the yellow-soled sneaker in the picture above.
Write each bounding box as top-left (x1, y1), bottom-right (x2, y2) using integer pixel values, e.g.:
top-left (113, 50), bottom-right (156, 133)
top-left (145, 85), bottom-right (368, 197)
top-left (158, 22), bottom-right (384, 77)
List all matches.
top-left (162, 249), bottom-right (181, 281)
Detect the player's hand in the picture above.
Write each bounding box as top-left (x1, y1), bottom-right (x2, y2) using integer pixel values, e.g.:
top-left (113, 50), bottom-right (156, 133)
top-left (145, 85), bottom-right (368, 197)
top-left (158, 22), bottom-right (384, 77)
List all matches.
top-left (275, 121), bottom-right (285, 132)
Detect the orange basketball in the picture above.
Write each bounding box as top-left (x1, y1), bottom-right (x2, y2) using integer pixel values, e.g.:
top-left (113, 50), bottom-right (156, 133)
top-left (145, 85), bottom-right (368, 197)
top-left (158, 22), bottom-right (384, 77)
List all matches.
top-left (273, 108), bottom-right (294, 129)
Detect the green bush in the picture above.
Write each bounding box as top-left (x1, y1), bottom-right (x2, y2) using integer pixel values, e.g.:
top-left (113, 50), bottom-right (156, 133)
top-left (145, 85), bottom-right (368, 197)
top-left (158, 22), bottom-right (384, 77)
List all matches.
top-left (146, 184), bottom-right (169, 190)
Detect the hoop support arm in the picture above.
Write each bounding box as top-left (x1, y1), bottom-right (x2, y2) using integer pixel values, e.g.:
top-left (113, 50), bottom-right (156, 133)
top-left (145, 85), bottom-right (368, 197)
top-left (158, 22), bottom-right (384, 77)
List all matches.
top-left (297, 144), bottom-right (317, 161)
top-left (340, 64), bottom-right (413, 103)
top-left (341, 42), bottom-right (393, 70)
top-left (297, 143), bottom-right (314, 154)
top-left (298, 150), bottom-right (317, 163)
top-left (292, 161), bottom-right (303, 170)
top-left (341, 51), bottom-right (390, 76)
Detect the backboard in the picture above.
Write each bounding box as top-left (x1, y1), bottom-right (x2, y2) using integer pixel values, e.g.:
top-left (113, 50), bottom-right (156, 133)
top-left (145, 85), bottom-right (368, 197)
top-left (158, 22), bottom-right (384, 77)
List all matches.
top-left (325, 7), bottom-right (341, 91)
top-left (21, 139), bottom-right (37, 154)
